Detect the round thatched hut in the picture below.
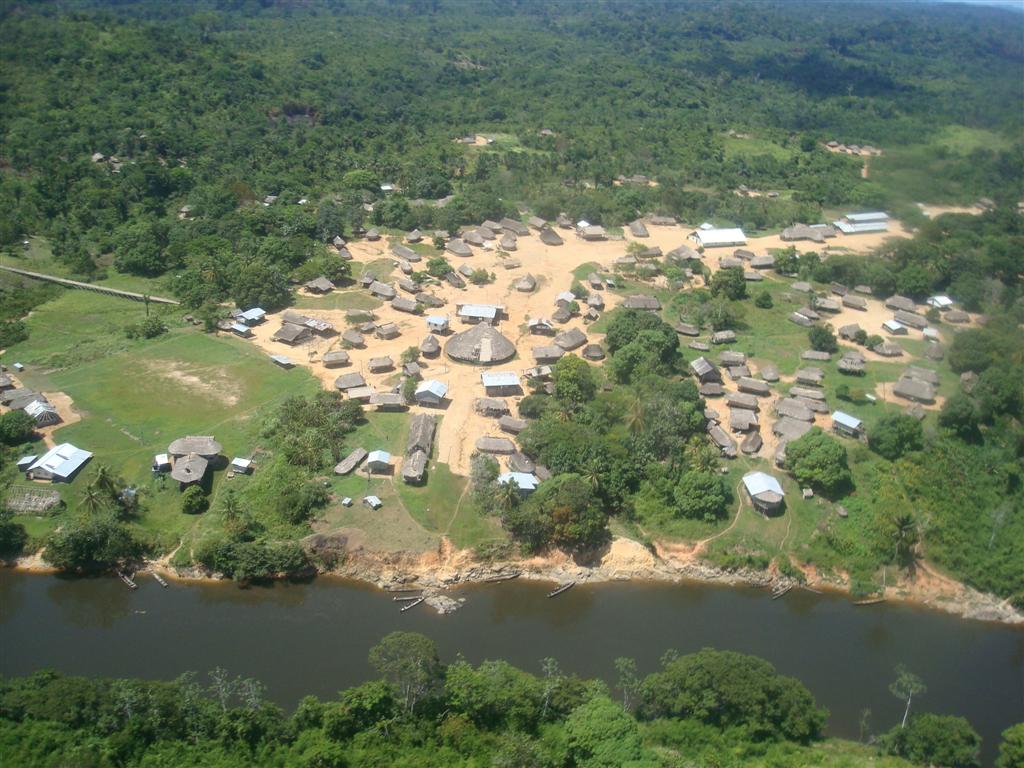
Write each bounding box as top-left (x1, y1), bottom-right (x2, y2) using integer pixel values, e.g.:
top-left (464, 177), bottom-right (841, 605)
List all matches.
top-left (445, 323), bottom-right (516, 365)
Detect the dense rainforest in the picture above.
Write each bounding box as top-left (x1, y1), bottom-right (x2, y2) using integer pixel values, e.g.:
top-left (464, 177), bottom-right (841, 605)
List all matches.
top-left (1, 632), bottom-right (1019, 768)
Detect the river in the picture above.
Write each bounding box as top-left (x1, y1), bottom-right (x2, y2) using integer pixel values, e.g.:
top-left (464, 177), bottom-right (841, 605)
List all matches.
top-left (1, 571), bottom-right (1021, 763)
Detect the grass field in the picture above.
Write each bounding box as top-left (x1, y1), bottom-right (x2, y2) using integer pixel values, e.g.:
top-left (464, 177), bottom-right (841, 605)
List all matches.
top-left (722, 134), bottom-right (794, 161)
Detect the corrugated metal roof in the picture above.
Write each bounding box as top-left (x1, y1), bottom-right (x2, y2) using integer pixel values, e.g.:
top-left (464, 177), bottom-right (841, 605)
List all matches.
top-left (844, 212), bottom-right (889, 223)
top-left (416, 380), bottom-right (448, 399)
top-left (481, 372), bottom-right (519, 387)
top-left (742, 471), bottom-right (784, 497)
top-left (458, 304), bottom-right (499, 319)
top-left (498, 472), bottom-right (538, 491)
top-left (29, 443), bottom-right (92, 479)
top-left (367, 450), bottom-right (391, 464)
top-left (832, 411), bottom-right (862, 430)
top-left (691, 227), bottom-right (747, 247)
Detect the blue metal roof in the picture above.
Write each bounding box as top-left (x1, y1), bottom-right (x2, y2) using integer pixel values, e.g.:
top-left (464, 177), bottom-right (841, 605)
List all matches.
top-left (416, 380), bottom-right (448, 398)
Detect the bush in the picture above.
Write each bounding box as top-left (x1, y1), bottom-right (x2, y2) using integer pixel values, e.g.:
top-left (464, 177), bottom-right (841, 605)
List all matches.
top-left (853, 328), bottom-right (868, 345)
top-left (754, 290), bottom-right (773, 309)
top-left (672, 471), bottom-right (729, 521)
top-left (807, 325), bottom-right (838, 354)
top-left (785, 428), bottom-right (852, 496)
top-left (181, 486), bottom-right (209, 515)
top-left (0, 410), bottom-right (36, 445)
top-left (43, 514), bottom-right (146, 571)
top-left (869, 414), bottom-right (924, 460)
top-left (124, 315), bottom-right (167, 340)
top-left (709, 267), bottom-right (747, 300)
top-left (0, 320), bottom-right (29, 348)
top-left (882, 713), bottom-right (981, 768)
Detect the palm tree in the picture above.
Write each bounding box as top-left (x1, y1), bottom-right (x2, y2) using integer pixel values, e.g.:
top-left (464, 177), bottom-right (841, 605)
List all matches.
top-left (91, 465), bottom-right (119, 501)
top-left (79, 485), bottom-right (107, 517)
top-left (891, 513), bottom-right (920, 572)
top-left (494, 481), bottom-right (521, 513)
top-left (625, 395), bottom-right (646, 436)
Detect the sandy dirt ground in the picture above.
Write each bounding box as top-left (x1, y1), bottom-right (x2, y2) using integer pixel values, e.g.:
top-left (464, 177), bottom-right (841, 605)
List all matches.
top-left (243, 217), bottom-right (919, 477)
top-left (916, 202), bottom-right (984, 218)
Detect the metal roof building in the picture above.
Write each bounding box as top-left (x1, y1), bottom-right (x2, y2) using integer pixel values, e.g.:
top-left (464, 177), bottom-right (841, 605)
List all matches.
top-left (742, 471), bottom-right (785, 513)
top-left (27, 443), bottom-right (93, 482)
top-left (688, 227), bottom-right (747, 248)
top-left (481, 371), bottom-right (519, 389)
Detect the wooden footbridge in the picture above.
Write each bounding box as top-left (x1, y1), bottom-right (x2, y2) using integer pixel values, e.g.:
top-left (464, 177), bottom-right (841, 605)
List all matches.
top-left (0, 265), bottom-right (180, 305)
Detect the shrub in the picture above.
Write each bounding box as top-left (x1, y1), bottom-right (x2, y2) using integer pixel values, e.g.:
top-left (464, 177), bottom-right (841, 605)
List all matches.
top-left (807, 325), bottom-right (838, 354)
top-left (0, 410), bottom-right (36, 445)
top-left (181, 486), bottom-right (209, 515)
top-left (882, 713), bottom-right (981, 768)
top-left (754, 290), bottom-right (773, 309)
top-left (785, 428), bottom-right (851, 496)
top-left (869, 414), bottom-right (924, 460)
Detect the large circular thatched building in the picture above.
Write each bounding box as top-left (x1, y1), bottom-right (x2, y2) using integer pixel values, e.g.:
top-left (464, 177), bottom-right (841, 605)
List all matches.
top-left (445, 323), bottom-right (516, 365)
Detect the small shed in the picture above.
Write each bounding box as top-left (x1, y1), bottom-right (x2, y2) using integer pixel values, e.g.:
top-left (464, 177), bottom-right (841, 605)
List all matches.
top-left (711, 330), bottom-right (736, 344)
top-left (690, 356), bottom-right (721, 383)
top-left (832, 411), bottom-right (864, 438)
top-left (230, 457), bottom-right (253, 475)
top-left (368, 356), bottom-right (394, 373)
top-left (842, 295), bottom-right (868, 311)
top-left (623, 295), bottom-right (661, 311)
top-left (737, 377), bottom-right (771, 396)
top-left (882, 320), bottom-right (907, 336)
top-left (363, 495), bottom-right (383, 510)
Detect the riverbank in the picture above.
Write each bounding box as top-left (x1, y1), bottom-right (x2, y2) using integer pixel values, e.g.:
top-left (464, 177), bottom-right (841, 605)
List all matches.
top-left (13, 533), bottom-right (1019, 625)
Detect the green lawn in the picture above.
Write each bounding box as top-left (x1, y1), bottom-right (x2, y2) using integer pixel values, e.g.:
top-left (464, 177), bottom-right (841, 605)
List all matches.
top-left (293, 289), bottom-right (383, 312)
top-left (722, 134), bottom-right (794, 161)
top-left (4, 306), bottom-right (321, 548)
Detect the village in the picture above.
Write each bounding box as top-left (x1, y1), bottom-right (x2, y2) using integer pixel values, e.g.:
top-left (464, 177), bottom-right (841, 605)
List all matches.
top-left (2, 205), bottom-right (975, 536)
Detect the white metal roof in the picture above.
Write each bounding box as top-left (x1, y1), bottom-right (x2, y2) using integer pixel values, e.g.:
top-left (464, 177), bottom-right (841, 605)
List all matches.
top-left (416, 380), bottom-right (448, 399)
top-left (231, 457), bottom-right (252, 469)
top-left (834, 220), bottom-right (888, 234)
top-left (555, 291), bottom-right (576, 304)
top-left (458, 304), bottom-right (499, 319)
top-left (481, 371), bottom-right (519, 388)
top-left (28, 443), bottom-right (92, 479)
top-left (153, 453), bottom-right (170, 466)
top-left (927, 295), bottom-right (953, 308)
top-left (691, 228), bottom-right (747, 247)
top-left (426, 314), bottom-right (449, 326)
top-left (498, 472), bottom-right (539, 491)
top-left (844, 211), bottom-right (889, 223)
top-left (364, 495), bottom-right (382, 506)
top-left (882, 320), bottom-right (905, 332)
top-left (832, 411), bottom-right (862, 430)
top-left (16, 455), bottom-right (37, 468)
top-left (367, 450), bottom-right (391, 464)
top-left (240, 307), bottom-right (266, 321)
top-left (742, 471), bottom-right (784, 498)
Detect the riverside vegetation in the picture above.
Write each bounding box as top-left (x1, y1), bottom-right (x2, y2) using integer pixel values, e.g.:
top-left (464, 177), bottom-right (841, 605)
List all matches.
top-left (1, 631), bottom-right (1018, 768)
top-left (0, 1), bottom-right (1022, 605)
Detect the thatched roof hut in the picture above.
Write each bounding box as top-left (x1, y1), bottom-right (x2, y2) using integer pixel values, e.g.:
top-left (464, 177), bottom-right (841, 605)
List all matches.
top-left (169, 436), bottom-right (222, 458)
top-left (420, 334), bottom-right (441, 357)
top-left (447, 239), bottom-right (472, 257)
top-left (539, 227), bottom-right (563, 246)
top-left (445, 323), bottom-right (517, 365)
